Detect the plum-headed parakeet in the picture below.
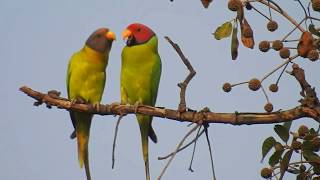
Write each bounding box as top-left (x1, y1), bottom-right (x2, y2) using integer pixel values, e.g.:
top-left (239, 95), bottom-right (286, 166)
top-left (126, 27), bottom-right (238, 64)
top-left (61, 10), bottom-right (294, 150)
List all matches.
top-left (66, 28), bottom-right (115, 180)
top-left (121, 23), bottom-right (162, 180)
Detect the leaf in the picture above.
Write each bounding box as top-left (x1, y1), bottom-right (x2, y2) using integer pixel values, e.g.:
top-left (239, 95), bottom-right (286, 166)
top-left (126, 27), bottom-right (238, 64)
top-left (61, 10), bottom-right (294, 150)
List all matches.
top-left (214, 21), bottom-right (232, 40)
top-left (200, 0), bottom-right (213, 8)
top-left (269, 150), bottom-right (284, 167)
top-left (309, 24), bottom-right (320, 37)
top-left (303, 150), bottom-right (320, 164)
top-left (280, 149), bottom-right (293, 179)
top-left (261, 136), bottom-right (276, 162)
top-left (302, 140), bottom-right (313, 151)
top-left (297, 31), bottom-right (314, 58)
top-left (231, 26), bottom-right (239, 60)
top-left (240, 18), bottom-right (254, 49)
top-left (236, 4), bottom-right (244, 23)
top-left (274, 125), bottom-right (289, 143)
top-left (283, 121), bottom-right (292, 132)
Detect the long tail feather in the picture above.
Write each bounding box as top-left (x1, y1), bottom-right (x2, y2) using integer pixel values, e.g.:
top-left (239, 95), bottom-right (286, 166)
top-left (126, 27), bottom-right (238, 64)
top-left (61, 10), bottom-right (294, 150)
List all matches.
top-left (75, 113), bottom-right (92, 180)
top-left (137, 114), bottom-right (151, 180)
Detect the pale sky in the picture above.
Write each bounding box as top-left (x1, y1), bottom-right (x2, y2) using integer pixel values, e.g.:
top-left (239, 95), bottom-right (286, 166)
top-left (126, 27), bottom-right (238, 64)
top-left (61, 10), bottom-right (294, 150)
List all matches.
top-left (1, 0), bottom-right (319, 179)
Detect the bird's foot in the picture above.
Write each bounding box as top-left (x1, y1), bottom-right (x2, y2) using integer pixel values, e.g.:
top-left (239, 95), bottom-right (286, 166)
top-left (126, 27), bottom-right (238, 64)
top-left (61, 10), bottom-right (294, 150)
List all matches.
top-left (133, 102), bottom-right (142, 114)
top-left (70, 97), bottom-right (86, 105)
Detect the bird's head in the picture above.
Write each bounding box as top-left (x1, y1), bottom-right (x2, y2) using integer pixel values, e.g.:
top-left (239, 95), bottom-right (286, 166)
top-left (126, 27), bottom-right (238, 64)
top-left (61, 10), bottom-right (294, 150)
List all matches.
top-left (122, 23), bottom-right (155, 46)
top-left (86, 28), bottom-right (116, 53)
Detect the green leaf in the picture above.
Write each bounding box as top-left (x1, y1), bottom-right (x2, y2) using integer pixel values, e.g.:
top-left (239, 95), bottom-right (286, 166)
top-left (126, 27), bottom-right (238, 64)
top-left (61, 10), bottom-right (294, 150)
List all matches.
top-left (309, 24), bottom-right (320, 37)
top-left (283, 121), bottom-right (292, 132)
top-left (269, 149), bottom-right (284, 167)
top-left (274, 125), bottom-right (289, 143)
top-left (214, 21), bottom-right (232, 40)
top-left (261, 136), bottom-right (276, 162)
top-left (302, 140), bottom-right (313, 151)
top-left (280, 149), bottom-right (293, 179)
top-left (309, 128), bottom-right (317, 136)
top-left (303, 150), bottom-right (320, 164)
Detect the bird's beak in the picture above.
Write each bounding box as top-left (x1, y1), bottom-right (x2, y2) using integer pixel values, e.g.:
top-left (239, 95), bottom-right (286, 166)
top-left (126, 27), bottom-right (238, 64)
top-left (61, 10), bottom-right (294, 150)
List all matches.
top-left (122, 29), bottom-right (132, 40)
top-left (106, 31), bottom-right (116, 41)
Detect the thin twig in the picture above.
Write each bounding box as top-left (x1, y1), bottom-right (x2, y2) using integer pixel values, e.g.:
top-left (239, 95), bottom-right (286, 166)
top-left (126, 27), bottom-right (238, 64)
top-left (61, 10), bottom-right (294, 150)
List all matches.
top-left (157, 124), bottom-right (200, 180)
top-left (188, 126), bottom-right (202, 172)
top-left (165, 36), bottom-right (196, 112)
top-left (261, 54), bottom-right (299, 82)
top-left (295, 0), bottom-right (308, 29)
top-left (112, 115), bottom-right (123, 169)
top-left (204, 125), bottom-right (217, 180)
top-left (275, 62), bottom-right (290, 85)
top-left (258, 0), bottom-right (305, 32)
top-left (261, 85), bottom-right (270, 103)
top-left (251, 5), bottom-right (272, 21)
top-left (158, 129), bottom-right (205, 160)
top-left (281, 18), bottom-right (306, 42)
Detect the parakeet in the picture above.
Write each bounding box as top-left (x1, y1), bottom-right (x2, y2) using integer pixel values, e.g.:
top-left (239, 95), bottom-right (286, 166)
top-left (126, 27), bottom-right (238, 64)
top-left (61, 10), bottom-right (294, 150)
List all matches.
top-left (121, 23), bottom-right (162, 180)
top-left (66, 28), bottom-right (115, 180)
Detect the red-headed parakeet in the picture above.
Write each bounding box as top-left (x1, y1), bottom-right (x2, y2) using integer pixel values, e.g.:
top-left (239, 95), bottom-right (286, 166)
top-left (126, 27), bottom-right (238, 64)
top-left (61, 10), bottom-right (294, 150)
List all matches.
top-left (121, 23), bottom-right (161, 180)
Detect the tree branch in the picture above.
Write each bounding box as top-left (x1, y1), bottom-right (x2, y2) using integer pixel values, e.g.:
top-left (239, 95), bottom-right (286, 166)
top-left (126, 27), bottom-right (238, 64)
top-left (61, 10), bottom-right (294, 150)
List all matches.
top-left (165, 36), bottom-right (196, 112)
top-left (19, 85), bottom-right (320, 125)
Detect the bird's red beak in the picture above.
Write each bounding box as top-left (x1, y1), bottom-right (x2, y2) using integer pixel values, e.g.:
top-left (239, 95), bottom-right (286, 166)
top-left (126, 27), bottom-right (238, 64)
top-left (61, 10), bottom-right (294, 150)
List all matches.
top-left (122, 29), bottom-right (132, 40)
top-left (106, 31), bottom-right (116, 41)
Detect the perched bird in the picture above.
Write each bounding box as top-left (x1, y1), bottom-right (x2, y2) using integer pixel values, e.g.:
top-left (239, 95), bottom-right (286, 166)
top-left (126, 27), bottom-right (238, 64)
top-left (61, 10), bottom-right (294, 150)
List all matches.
top-left (66, 28), bottom-right (115, 180)
top-left (121, 23), bottom-right (162, 180)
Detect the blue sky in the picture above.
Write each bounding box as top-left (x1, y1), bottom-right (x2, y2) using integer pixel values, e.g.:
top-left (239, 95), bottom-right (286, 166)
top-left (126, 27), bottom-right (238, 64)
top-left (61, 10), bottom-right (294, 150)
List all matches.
top-left (1, 0), bottom-right (319, 179)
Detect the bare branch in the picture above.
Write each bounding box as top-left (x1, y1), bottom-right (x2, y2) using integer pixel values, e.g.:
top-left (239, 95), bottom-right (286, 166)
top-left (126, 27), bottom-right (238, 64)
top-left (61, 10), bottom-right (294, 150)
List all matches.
top-left (165, 36), bottom-right (196, 112)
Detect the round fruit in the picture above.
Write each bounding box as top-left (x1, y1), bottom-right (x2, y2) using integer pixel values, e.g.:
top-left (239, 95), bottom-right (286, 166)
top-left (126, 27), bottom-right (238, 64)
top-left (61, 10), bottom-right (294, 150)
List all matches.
top-left (248, 78), bottom-right (261, 91)
top-left (279, 47), bottom-right (290, 59)
top-left (298, 125), bottom-right (309, 137)
top-left (267, 21), bottom-right (278, 32)
top-left (223, 83), bottom-right (232, 92)
top-left (272, 40), bottom-right (283, 51)
top-left (312, 0), bottom-right (320, 11)
top-left (269, 84), bottom-right (278, 93)
top-left (264, 103), bottom-right (273, 113)
top-left (228, 0), bottom-right (241, 11)
top-left (308, 49), bottom-right (319, 61)
top-left (259, 41), bottom-right (270, 52)
top-left (261, 167), bottom-right (273, 178)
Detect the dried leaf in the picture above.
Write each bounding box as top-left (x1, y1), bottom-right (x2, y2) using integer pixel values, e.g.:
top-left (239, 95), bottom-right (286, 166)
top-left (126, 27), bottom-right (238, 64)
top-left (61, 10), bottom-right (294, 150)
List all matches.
top-left (240, 18), bottom-right (254, 49)
top-left (274, 124), bottom-right (289, 143)
top-left (231, 26), bottom-right (239, 60)
top-left (261, 136), bottom-right (276, 162)
top-left (213, 21), bottom-right (232, 40)
top-left (297, 31), bottom-right (314, 58)
top-left (200, 0), bottom-right (213, 8)
top-left (236, 3), bottom-right (244, 23)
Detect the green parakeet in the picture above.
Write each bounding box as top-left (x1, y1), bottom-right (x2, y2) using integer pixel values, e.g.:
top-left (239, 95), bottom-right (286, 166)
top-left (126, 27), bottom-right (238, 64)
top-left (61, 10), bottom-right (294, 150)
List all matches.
top-left (121, 23), bottom-right (161, 180)
top-left (66, 28), bottom-right (115, 180)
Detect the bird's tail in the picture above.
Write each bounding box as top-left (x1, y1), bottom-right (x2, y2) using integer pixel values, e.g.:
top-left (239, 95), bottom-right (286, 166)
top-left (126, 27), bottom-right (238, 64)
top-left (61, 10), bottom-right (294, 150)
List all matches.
top-left (75, 112), bottom-right (92, 180)
top-left (137, 114), bottom-right (153, 180)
